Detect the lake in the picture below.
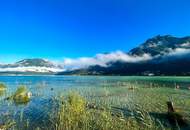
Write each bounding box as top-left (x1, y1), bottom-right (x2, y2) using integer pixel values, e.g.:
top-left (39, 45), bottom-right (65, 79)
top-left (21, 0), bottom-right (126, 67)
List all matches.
top-left (0, 76), bottom-right (190, 130)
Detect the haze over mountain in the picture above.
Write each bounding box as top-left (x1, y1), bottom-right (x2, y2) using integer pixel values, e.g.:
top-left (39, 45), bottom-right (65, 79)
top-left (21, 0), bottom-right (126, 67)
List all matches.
top-left (58, 35), bottom-right (190, 76)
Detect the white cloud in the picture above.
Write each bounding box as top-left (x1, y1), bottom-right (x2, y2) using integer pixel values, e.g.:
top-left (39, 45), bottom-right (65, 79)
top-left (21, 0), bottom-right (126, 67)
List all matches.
top-left (0, 66), bottom-right (64, 73)
top-left (1, 48), bottom-right (190, 72)
top-left (62, 49), bottom-right (190, 70)
top-left (167, 48), bottom-right (190, 56)
top-left (62, 51), bottom-right (152, 70)
top-left (180, 42), bottom-right (190, 47)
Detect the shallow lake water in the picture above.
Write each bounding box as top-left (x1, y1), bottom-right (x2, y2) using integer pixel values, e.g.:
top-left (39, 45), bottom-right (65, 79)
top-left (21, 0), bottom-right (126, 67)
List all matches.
top-left (0, 76), bottom-right (190, 129)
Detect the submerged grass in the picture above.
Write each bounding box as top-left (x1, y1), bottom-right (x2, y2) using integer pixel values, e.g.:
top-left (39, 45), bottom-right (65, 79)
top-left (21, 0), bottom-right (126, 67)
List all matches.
top-left (4, 86), bottom-right (31, 104)
top-left (0, 78), bottom-right (190, 130)
top-left (53, 92), bottom-right (163, 130)
top-left (0, 83), bottom-right (6, 91)
top-left (13, 86), bottom-right (31, 104)
top-left (0, 83), bottom-right (6, 97)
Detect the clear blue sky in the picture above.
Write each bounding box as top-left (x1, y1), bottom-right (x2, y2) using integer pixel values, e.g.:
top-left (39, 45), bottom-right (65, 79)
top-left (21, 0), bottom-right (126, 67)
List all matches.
top-left (0, 0), bottom-right (190, 63)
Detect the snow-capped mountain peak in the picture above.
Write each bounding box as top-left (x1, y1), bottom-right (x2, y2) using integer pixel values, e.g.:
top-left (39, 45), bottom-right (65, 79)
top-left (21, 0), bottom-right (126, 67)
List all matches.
top-left (0, 58), bottom-right (64, 74)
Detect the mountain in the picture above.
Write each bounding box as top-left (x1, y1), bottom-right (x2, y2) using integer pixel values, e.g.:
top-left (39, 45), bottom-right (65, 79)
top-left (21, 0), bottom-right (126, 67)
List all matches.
top-left (0, 58), bottom-right (64, 75)
top-left (1, 35), bottom-right (190, 76)
top-left (129, 35), bottom-right (190, 56)
top-left (58, 35), bottom-right (190, 76)
top-left (15, 59), bottom-right (56, 67)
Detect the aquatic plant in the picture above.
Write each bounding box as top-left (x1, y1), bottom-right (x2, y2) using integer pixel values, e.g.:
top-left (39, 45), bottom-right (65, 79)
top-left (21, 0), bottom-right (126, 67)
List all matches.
top-left (0, 120), bottom-right (15, 130)
top-left (0, 83), bottom-right (6, 91)
top-left (54, 92), bottom-right (161, 130)
top-left (1, 77), bottom-right (190, 130)
top-left (55, 92), bottom-right (86, 130)
top-left (13, 86), bottom-right (31, 104)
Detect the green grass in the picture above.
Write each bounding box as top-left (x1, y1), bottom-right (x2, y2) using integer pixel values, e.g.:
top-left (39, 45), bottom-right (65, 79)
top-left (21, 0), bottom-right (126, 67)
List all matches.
top-left (0, 83), bottom-right (6, 91)
top-left (54, 92), bottom-right (161, 130)
top-left (0, 83), bottom-right (7, 97)
top-left (11, 86), bottom-right (31, 104)
top-left (6, 86), bottom-right (30, 104)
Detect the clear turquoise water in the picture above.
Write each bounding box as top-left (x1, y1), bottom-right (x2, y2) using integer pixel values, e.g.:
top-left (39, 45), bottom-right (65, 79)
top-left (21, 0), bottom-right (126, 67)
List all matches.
top-left (0, 76), bottom-right (190, 129)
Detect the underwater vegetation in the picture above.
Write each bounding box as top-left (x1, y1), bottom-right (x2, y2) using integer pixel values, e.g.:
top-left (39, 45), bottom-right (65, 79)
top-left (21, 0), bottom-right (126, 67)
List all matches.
top-left (12, 86), bottom-right (32, 104)
top-left (0, 76), bottom-right (190, 130)
top-left (54, 92), bottom-right (160, 130)
top-left (0, 83), bottom-right (6, 96)
top-left (4, 86), bottom-right (32, 104)
top-left (0, 83), bottom-right (6, 91)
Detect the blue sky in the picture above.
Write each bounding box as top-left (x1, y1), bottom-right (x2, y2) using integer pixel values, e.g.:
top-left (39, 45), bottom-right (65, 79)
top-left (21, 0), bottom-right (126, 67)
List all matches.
top-left (0, 0), bottom-right (190, 63)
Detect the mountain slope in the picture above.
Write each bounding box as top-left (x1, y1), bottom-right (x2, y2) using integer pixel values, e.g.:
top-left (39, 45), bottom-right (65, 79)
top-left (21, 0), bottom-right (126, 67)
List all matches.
top-left (129, 35), bottom-right (190, 56)
top-left (0, 59), bottom-right (63, 74)
top-left (15, 59), bottom-right (55, 67)
top-left (58, 35), bottom-right (190, 76)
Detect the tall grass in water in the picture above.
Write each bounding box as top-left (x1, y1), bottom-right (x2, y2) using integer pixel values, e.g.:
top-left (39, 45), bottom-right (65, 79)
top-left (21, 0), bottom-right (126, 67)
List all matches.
top-left (0, 83), bottom-right (6, 97)
top-left (13, 86), bottom-right (31, 104)
top-left (54, 92), bottom-right (160, 130)
top-left (1, 79), bottom-right (190, 130)
top-left (0, 83), bottom-right (6, 91)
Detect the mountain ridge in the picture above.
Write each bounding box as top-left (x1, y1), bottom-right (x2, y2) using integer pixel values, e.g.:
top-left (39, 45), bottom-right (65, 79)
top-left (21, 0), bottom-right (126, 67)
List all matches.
top-left (0, 35), bottom-right (190, 75)
top-left (129, 35), bottom-right (190, 56)
top-left (58, 35), bottom-right (190, 76)
top-left (0, 58), bottom-right (63, 74)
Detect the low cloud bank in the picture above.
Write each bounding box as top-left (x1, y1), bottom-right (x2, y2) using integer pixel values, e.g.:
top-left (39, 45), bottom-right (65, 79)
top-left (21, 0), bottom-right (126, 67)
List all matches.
top-left (62, 51), bottom-right (152, 70)
top-left (167, 48), bottom-right (190, 56)
top-left (62, 49), bottom-right (190, 70)
top-left (155, 48), bottom-right (190, 62)
top-left (0, 48), bottom-right (190, 72)
top-left (0, 66), bottom-right (64, 73)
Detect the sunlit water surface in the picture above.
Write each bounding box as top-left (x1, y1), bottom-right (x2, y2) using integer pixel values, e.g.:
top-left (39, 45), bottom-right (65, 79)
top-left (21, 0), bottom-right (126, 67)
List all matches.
top-left (0, 76), bottom-right (190, 129)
